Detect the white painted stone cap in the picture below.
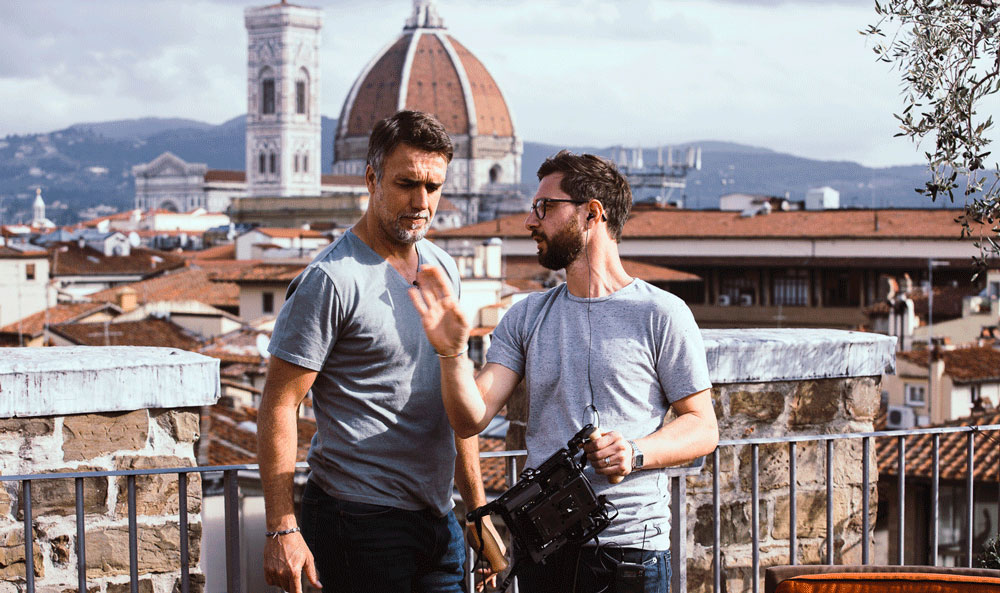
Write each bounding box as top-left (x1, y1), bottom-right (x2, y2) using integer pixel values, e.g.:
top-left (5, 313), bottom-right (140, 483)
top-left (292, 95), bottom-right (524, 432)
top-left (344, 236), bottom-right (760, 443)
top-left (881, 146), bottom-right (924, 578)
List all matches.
top-left (703, 328), bottom-right (896, 384)
top-left (0, 346), bottom-right (220, 418)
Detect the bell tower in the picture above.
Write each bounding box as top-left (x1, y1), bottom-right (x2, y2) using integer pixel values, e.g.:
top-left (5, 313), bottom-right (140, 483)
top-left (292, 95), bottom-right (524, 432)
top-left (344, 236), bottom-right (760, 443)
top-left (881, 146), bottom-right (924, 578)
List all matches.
top-left (245, 0), bottom-right (322, 197)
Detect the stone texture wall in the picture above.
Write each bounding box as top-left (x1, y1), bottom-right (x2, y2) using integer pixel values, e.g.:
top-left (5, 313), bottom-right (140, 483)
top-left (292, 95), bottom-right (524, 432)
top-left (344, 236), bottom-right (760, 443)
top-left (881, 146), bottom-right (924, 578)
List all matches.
top-left (0, 347), bottom-right (219, 593)
top-left (504, 329), bottom-right (894, 593)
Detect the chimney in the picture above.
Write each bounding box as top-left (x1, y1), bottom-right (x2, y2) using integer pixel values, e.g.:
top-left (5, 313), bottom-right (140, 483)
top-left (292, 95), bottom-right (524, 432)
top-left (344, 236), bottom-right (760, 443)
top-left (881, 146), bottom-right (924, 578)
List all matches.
top-left (117, 286), bottom-right (138, 313)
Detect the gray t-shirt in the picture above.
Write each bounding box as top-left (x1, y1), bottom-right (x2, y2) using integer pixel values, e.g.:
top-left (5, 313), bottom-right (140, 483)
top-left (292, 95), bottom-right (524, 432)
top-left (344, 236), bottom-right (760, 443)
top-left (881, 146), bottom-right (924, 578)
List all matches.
top-left (268, 230), bottom-right (461, 516)
top-left (487, 279), bottom-right (712, 549)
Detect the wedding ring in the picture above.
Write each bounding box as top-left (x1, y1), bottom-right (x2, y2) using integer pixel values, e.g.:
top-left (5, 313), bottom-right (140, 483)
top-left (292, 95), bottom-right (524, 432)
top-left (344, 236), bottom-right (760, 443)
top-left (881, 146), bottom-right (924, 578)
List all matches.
top-left (604, 456), bottom-right (611, 467)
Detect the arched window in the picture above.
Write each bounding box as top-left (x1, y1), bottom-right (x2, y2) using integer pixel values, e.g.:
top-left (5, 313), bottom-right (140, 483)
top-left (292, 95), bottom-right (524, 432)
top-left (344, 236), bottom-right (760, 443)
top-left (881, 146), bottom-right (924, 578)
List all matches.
top-left (296, 68), bottom-right (309, 116)
top-left (261, 67), bottom-right (276, 115)
top-left (489, 164), bottom-right (502, 184)
top-left (269, 152), bottom-right (276, 174)
top-left (294, 154), bottom-right (300, 173)
top-left (259, 152), bottom-right (266, 174)
top-left (303, 153), bottom-right (309, 173)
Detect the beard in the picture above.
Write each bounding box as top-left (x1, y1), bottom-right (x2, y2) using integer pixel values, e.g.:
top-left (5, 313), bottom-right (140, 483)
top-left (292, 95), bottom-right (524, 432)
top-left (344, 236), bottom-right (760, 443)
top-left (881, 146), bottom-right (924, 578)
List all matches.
top-left (373, 197), bottom-right (429, 244)
top-left (535, 216), bottom-right (585, 270)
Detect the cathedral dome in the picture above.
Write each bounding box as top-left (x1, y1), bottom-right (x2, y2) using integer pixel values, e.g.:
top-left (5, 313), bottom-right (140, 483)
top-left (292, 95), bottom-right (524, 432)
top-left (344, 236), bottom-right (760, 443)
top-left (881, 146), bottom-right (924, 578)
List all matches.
top-left (335, 0), bottom-right (516, 141)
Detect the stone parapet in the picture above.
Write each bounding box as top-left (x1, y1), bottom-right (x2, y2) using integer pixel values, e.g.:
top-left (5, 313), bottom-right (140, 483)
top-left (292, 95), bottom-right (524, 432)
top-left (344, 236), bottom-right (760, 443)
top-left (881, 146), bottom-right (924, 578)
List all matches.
top-left (503, 328), bottom-right (896, 593)
top-left (0, 347), bottom-right (219, 593)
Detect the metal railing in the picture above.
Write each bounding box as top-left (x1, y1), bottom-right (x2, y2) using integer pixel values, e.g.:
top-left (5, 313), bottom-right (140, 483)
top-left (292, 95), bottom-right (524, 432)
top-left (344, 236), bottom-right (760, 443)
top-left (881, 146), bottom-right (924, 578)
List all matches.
top-left (712, 423), bottom-right (1000, 593)
top-left (4, 424), bottom-right (998, 593)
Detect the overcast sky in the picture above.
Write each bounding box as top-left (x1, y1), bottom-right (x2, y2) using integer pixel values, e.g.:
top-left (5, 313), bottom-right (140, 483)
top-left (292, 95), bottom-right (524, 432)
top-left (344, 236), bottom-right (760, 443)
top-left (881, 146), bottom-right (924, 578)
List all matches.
top-left (1, 0), bottom-right (987, 168)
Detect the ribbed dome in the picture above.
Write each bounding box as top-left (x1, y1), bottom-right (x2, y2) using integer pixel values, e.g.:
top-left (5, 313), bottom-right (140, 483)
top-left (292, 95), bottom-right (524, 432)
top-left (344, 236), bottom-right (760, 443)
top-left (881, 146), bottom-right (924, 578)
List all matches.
top-left (336, 1), bottom-right (515, 140)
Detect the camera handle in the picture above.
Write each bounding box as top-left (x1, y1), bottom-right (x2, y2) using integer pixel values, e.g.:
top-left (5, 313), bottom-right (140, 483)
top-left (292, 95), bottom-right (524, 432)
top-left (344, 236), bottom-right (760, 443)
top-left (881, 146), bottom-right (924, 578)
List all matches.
top-left (589, 427), bottom-right (625, 485)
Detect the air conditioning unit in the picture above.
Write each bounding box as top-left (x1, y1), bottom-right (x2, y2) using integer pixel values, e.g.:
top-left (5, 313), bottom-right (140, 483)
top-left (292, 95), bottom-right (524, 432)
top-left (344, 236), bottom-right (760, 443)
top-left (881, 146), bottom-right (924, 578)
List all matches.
top-left (739, 294), bottom-right (754, 307)
top-left (886, 405), bottom-right (916, 430)
top-left (718, 294), bottom-right (731, 306)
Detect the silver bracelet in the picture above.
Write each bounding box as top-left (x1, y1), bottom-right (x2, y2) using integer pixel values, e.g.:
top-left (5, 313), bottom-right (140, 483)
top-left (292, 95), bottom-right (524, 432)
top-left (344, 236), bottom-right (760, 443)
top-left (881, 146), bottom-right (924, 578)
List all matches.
top-left (437, 346), bottom-right (468, 359)
top-left (265, 526), bottom-right (301, 538)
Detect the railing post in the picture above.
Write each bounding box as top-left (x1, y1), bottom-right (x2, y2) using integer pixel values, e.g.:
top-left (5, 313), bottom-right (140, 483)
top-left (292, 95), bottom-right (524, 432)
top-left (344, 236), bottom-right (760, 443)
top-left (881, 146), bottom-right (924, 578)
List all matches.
top-left (789, 441), bottom-right (797, 566)
top-left (932, 434), bottom-right (940, 566)
top-left (670, 473), bottom-right (686, 593)
top-left (966, 432), bottom-right (975, 568)
top-left (751, 444), bottom-right (759, 593)
top-left (826, 439), bottom-right (833, 565)
top-left (76, 477), bottom-right (87, 593)
top-left (713, 448), bottom-right (721, 593)
top-left (862, 437), bottom-right (870, 565)
top-left (23, 480), bottom-right (35, 593)
top-left (224, 470), bottom-right (242, 593)
top-left (179, 472), bottom-right (190, 593)
top-left (897, 435), bottom-right (906, 565)
top-left (128, 474), bottom-right (138, 593)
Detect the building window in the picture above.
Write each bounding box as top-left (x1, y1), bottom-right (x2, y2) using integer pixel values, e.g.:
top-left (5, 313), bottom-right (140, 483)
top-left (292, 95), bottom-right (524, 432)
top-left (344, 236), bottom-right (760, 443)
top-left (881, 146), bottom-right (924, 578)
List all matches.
top-left (269, 153), bottom-right (276, 174)
top-left (773, 269), bottom-right (809, 306)
top-left (262, 79), bottom-right (275, 114)
top-left (25, 263), bottom-right (36, 280)
top-left (262, 292), bottom-right (274, 315)
top-left (296, 80), bottom-right (306, 115)
top-left (905, 383), bottom-right (927, 406)
top-left (259, 152), bottom-right (266, 174)
top-left (294, 155), bottom-right (300, 173)
top-left (303, 154), bottom-right (308, 173)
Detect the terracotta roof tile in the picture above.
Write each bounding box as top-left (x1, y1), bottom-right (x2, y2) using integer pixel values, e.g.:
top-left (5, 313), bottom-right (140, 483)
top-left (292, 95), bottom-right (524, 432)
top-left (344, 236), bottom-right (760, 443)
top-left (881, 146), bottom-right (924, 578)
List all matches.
top-left (183, 244), bottom-right (236, 261)
top-left (406, 34), bottom-right (468, 135)
top-left (448, 37), bottom-right (513, 137)
top-left (347, 35), bottom-right (410, 136)
top-left (88, 263), bottom-right (239, 310)
top-left (51, 244), bottom-right (186, 277)
top-left (50, 318), bottom-right (203, 350)
top-left (0, 301), bottom-right (119, 337)
top-left (897, 347), bottom-right (1000, 382)
top-left (501, 256), bottom-right (698, 292)
top-left (0, 245), bottom-right (47, 257)
top-left (877, 409), bottom-right (1000, 482)
top-left (200, 328), bottom-right (271, 365)
top-left (433, 209), bottom-right (990, 241)
top-left (204, 170), bottom-right (245, 183)
top-left (210, 263), bottom-right (305, 283)
top-left (256, 228), bottom-right (328, 239)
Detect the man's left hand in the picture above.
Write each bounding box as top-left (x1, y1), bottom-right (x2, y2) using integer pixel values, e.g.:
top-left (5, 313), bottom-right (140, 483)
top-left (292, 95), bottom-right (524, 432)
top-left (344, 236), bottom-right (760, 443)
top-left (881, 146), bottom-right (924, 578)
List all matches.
top-left (583, 430), bottom-right (632, 480)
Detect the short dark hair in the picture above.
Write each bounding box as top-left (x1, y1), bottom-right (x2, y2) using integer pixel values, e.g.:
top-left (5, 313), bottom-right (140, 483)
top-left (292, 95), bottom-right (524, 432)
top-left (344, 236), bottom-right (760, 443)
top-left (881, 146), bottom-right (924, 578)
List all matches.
top-left (537, 150), bottom-right (632, 242)
top-left (367, 110), bottom-right (454, 181)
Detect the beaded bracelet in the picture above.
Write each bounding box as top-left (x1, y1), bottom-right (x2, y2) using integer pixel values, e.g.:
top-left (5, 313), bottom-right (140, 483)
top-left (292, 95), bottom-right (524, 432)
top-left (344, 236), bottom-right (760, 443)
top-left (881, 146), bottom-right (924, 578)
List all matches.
top-left (265, 527), bottom-right (301, 538)
top-left (437, 346), bottom-right (468, 359)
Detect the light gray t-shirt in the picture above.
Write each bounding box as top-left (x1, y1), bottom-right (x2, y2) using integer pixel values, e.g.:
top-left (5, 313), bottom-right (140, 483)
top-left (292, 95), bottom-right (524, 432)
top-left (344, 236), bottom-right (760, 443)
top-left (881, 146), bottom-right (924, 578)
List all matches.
top-left (487, 279), bottom-right (712, 549)
top-left (268, 230), bottom-right (461, 516)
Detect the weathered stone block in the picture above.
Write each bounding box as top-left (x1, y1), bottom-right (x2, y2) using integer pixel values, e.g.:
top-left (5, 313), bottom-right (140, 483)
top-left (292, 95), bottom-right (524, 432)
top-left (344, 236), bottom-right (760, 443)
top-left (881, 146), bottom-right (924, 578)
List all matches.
top-left (695, 500), bottom-right (769, 547)
top-left (18, 468), bottom-right (108, 518)
top-left (789, 380), bottom-right (843, 426)
top-left (0, 418), bottom-right (54, 438)
top-left (772, 489), bottom-right (850, 539)
top-left (152, 409), bottom-right (200, 443)
top-left (729, 389), bottom-right (786, 421)
top-left (0, 529), bottom-right (43, 579)
top-left (845, 376), bottom-right (881, 420)
top-left (85, 522), bottom-right (202, 577)
top-left (113, 456), bottom-right (201, 517)
top-left (107, 579), bottom-right (154, 593)
top-left (62, 410), bottom-right (148, 461)
top-left (738, 442), bottom-right (790, 492)
top-left (0, 485), bottom-right (11, 519)
top-left (51, 534), bottom-right (70, 564)
top-left (172, 572), bottom-right (206, 593)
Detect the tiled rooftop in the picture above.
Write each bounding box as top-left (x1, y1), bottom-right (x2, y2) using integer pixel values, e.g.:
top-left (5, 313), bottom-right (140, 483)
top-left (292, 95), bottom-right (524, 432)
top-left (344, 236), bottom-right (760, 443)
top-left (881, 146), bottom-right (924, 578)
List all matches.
top-left (501, 256), bottom-right (699, 292)
top-left (897, 347), bottom-right (1000, 382)
top-left (0, 301), bottom-right (120, 338)
top-left (210, 263), bottom-right (305, 283)
top-left (200, 328), bottom-right (271, 365)
top-left (877, 409), bottom-right (1000, 482)
top-left (433, 209), bottom-right (987, 240)
top-left (50, 318), bottom-right (204, 350)
top-left (255, 228), bottom-right (329, 239)
top-left (51, 244), bottom-right (186, 277)
top-left (89, 263), bottom-right (240, 310)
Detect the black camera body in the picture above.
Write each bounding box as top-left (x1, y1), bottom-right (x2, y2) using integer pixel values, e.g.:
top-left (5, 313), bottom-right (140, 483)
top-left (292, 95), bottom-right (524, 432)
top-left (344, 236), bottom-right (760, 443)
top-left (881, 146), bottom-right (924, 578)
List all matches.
top-left (468, 424), bottom-right (613, 567)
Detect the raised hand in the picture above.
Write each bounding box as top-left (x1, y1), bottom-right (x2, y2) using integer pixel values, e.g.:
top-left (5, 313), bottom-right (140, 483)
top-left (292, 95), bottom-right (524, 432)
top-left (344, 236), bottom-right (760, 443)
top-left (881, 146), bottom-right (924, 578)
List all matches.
top-left (409, 266), bottom-right (471, 357)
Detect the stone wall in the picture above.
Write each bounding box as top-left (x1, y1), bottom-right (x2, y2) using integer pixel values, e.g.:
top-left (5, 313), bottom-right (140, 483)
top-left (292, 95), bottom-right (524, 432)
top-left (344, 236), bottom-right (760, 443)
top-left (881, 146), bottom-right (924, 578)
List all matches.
top-left (504, 328), bottom-right (896, 593)
top-left (0, 347), bottom-right (219, 593)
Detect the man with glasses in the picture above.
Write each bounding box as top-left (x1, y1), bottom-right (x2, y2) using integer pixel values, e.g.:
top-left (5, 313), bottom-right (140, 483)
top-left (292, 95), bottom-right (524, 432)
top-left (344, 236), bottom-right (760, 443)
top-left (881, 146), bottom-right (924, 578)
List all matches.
top-left (411, 150), bottom-right (718, 593)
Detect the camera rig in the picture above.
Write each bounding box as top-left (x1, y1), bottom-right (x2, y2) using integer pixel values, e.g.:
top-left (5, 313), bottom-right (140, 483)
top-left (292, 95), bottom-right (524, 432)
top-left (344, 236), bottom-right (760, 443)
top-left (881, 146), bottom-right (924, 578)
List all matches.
top-left (467, 424), bottom-right (614, 589)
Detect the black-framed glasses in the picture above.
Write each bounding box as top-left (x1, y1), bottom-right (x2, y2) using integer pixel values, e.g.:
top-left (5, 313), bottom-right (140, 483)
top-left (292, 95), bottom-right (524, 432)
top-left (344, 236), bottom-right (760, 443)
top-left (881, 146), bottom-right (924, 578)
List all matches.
top-left (530, 198), bottom-right (587, 220)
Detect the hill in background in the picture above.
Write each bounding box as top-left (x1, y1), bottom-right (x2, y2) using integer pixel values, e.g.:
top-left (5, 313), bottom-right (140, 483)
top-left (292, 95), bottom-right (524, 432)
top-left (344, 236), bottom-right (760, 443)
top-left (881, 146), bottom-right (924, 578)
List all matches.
top-left (0, 116), bottom-right (949, 226)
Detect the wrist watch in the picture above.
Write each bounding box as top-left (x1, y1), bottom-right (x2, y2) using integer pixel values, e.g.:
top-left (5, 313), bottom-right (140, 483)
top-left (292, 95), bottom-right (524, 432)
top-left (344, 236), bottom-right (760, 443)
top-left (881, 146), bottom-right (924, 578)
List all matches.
top-left (627, 439), bottom-right (644, 471)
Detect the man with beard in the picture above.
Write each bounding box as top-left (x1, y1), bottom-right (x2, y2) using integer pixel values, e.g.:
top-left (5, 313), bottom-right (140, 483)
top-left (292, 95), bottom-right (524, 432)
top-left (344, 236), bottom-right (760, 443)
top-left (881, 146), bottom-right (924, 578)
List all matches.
top-left (258, 110), bottom-right (499, 593)
top-left (410, 150), bottom-right (718, 593)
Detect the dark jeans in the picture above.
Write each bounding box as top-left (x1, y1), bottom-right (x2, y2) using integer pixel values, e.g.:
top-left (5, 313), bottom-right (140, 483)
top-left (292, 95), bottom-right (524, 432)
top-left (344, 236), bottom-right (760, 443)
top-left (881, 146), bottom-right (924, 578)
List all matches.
top-left (300, 480), bottom-right (466, 593)
top-left (517, 545), bottom-right (670, 593)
